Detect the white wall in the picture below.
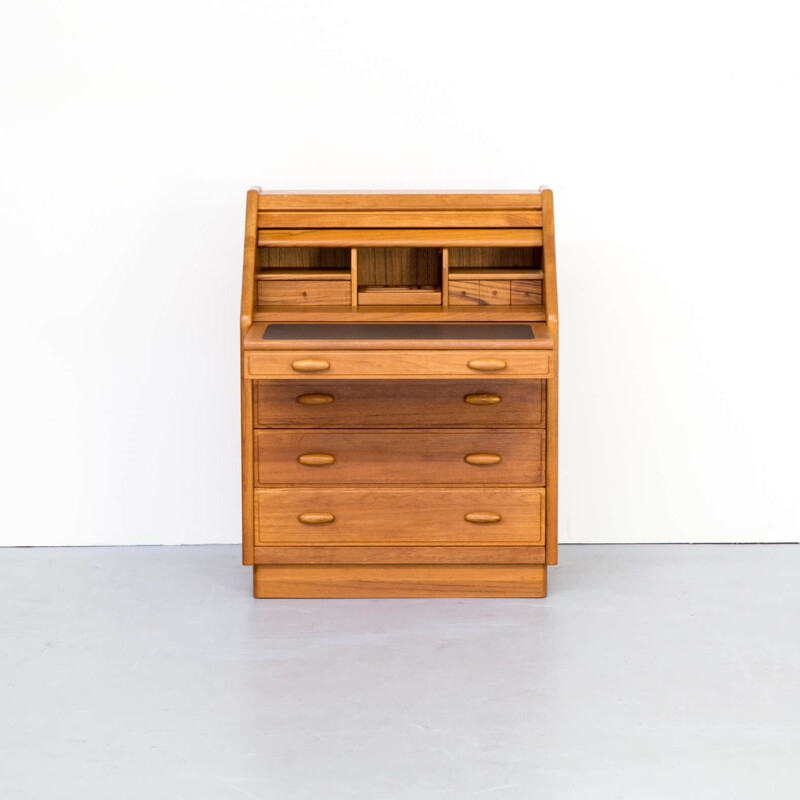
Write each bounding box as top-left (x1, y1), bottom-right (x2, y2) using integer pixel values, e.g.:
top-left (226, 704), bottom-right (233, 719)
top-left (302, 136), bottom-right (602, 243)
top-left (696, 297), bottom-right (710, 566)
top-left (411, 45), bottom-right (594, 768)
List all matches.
top-left (1, 0), bottom-right (798, 546)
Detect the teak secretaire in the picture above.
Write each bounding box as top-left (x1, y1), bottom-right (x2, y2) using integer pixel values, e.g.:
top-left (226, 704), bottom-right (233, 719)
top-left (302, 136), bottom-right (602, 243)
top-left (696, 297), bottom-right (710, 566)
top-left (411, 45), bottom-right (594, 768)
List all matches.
top-left (240, 190), bottom-right (558, 597)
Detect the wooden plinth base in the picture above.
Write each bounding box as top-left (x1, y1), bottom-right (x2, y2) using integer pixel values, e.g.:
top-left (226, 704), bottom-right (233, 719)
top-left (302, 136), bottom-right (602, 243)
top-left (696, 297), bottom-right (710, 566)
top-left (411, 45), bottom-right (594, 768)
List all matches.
top-left (253, 564), bottom-right (547, 598)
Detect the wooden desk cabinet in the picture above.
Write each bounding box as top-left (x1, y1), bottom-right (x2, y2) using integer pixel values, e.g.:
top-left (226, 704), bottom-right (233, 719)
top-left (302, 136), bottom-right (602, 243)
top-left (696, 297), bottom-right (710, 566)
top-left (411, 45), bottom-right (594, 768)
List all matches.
top-left (240, 190), bottom-right (558, 597)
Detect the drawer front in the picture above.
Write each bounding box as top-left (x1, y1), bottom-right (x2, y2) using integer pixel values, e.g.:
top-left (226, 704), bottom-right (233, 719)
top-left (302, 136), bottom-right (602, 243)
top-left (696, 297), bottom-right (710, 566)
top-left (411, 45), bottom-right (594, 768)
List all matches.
top-left (510, 279), bottom-right (543, 305)
top-left (449, 280), bottom-right (482, 305)
top-left (254, 487), bottom-right (545, 544)
top-left (257, 280), bottom-right (350, 306)
top-left (448, 280), bottom-right (513, 305)
top-left (255, 429), bottom-right (545, 486)
top-left (245, 350), bottom-right (552, 379)
top-left (254, 379), bottom-right (545, 428)
top-left (480, 280), bottom-right (511, 305)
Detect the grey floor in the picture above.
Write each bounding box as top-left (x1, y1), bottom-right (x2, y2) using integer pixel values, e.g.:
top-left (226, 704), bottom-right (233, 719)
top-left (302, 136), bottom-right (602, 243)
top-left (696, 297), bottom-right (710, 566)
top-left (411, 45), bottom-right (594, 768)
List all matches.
top-left (1, 545), bottom-right (799, 800)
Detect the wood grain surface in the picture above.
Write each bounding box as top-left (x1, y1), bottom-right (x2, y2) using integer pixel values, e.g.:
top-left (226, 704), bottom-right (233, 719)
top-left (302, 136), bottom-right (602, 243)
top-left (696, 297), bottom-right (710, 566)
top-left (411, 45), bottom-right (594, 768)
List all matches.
top-left (254, 379), bottom-right (545, 428)
top-left (254, 487), bottom-right (546, 545)
top-left (253, 564), bottom-right (547, 598)
top-left (255, 429), bottom-right (545, 486)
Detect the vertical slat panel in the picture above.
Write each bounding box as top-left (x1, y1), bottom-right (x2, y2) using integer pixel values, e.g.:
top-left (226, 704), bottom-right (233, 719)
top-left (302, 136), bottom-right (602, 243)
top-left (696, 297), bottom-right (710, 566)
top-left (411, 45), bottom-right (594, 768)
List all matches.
top-left (441, 248), bottom-right (449, 309)
top-left (350, 248), bottom-right (358, 307)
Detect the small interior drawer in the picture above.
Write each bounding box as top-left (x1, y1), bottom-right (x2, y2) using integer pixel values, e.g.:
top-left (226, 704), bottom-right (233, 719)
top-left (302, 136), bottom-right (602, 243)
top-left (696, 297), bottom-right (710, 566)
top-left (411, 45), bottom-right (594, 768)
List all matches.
top-left (257, 280), bottom-right (350, 306)
top-left (449, 279), bottom-right (482, 305)
top-left (510, 279), bottom-right (543, 305)
top-left (480, 280), bottom-right (511, 305)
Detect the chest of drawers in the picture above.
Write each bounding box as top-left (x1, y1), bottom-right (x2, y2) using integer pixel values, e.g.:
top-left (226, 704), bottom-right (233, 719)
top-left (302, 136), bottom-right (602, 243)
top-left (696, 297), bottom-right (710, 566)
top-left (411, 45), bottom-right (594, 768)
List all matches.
top-left (240, 191), bottom-right (558, 597)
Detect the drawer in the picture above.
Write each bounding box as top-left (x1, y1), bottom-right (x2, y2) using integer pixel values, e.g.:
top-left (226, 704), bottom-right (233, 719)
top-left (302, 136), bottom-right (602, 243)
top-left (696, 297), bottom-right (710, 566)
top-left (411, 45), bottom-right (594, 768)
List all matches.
top-left (449, 280), bottom-right (481, 305)
top-left (510, 279), bottom-right (543, 305)
top-left (245, 350), bottom-right (553, 379)
top-left (255, 429), bottom-right (545, 486)
top-left (254, 379), bottom-right (545, 428)
top-left (254, 487), bottom-right (545, 544)
top-left (480, 280), bottom-right (511, 304)
top-left (257, 280), bottom-right (350, 306)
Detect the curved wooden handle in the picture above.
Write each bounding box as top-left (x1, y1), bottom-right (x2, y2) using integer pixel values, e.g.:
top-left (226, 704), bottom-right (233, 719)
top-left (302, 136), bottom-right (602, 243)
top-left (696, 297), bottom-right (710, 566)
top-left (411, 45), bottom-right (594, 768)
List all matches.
top-left (297, 453), bottom-right (336, 466)
top-left (298, 512), bottom-right (335, 525)
top-left (464, 512), bottom-right (502, 524)
top-left (464, 453), bottom-right (502, 465)
top-left (464, 393), bottom-right (501, 405)
top-left (467, 359), bottom-right (507, 372)
top-left (296, 393), bottom-right (334, 405)
top-left (291, 359), bottom-right (331, 372)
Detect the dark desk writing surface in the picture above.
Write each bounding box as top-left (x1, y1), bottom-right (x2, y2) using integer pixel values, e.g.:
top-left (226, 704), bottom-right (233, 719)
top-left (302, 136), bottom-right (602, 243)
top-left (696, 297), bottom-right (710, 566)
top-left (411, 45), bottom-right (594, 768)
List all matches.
top-left (263, 323), bottom-right (535, 341)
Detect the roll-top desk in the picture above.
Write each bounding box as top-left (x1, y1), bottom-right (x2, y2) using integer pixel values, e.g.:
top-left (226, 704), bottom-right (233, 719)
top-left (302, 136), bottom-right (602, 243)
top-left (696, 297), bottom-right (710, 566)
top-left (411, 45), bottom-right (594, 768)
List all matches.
top-left (240, 190), bottom-right (558, 597)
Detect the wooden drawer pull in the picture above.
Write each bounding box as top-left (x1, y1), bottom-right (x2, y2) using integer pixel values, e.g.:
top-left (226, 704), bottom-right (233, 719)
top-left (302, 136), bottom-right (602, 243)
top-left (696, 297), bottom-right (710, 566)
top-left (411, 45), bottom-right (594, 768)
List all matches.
top-left (464, 393), bottom-right (501, 405)
top-left (464, 512), bottom-right (502, 524)
top-left (298, 512), bottom-right (335, 525)
top-left (467, 359), bottom-right (507, 372)
top-left (297, 453), bottom-right (336, 466)
top-left (464, 453), bottom-right (502, 465)
top-left (296, 393), bottom-right (334, 405)
top-left (291, 359), bottom-right (331, 372)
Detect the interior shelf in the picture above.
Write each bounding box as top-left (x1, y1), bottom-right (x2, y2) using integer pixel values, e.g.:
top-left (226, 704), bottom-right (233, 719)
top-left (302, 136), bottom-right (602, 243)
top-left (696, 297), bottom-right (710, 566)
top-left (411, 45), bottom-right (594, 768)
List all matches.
top-left (254, 305), bottom-right (546, 322)
top-left (257, 270), bottom-right (350, 280)
top-left (448, 269), bottom-right (544, 280)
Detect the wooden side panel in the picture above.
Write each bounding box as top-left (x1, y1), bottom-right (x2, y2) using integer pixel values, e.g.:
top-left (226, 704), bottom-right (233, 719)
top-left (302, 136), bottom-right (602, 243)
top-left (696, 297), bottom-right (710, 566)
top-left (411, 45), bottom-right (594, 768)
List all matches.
top-left (254, 487), bottom-right (546, 545)
top-left (241, 189), bottom-right (260, 340)
top-left (241, 380), bottom-right (255, 566)
top-left (541, 186), bottom-right (558, 566)
top-left (257, 210), bottom-right (542, 228)
top-left (253, 564), bottom-right (547, 598)
top-left (257, 193), bottom-right (543, 210)
top-left (254, 379), bottom-right (546, 428)
top-left (258, 229), bottom-right (544, 247)
top-left (254, 546), bottom-right (546, 564)
top-left (240, 188), bottom-right (260, 566)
